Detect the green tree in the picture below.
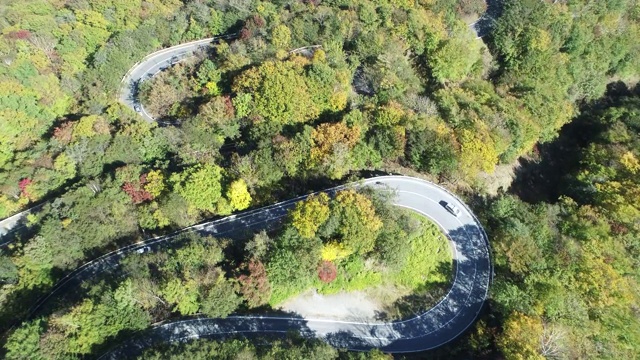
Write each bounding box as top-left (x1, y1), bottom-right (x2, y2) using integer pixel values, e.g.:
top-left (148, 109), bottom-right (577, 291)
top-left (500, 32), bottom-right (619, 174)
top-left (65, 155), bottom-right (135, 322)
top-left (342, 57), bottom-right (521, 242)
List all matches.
top-left (230, 147), bottom-right (284, 192)
top-left (334, 190), bottom-right (383, 254)
top-left (171, 164), bottom-right (223, 213)
top-left (194, 59), bottom-right (222, 95)
top-left (428, 22), bottom-right (482, 84)
top-left (201, 277), bottom-right (241, 318)
top-left (162, 278), bottom-right (200, 315)
top-left (232, 60), bottom-right (319, 125)
top-left (273, 128), bottom-right (313, 177)
top-left (5, 319), bottom-right (44, 360)
top-left (245, 230), bottom-right (272, 261)
top-left (51, 280), bottom-right (150, 354)
top-left (0, 253), bottom-right (18, 284)
top-left (407, 126), bottom-right (458, 176)
top-left (53, 153), bottom-right (77, 182)
top-left (14, 235), bottom-right (54, 289)
top-left (267, 228), bottom-right (322, 304)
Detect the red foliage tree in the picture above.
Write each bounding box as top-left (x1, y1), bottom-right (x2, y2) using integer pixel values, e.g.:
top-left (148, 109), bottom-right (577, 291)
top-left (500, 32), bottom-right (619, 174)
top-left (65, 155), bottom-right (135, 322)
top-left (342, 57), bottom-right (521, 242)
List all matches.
top-left (7, 30), bottom-right (31, 40)
top-left (252, 15), bottom-right (266, 28)
top-left (317, 260), bottom-right (337, 283)
top-left (240, 15), bottom-right (265, 40)
top-left (53, 122), bottom-right (75, 145)
top-left (122, 174), bottom-right (153, 204)
top-left (18, 178), bottom-right (32, 198)
top-left (239, 27), bottom-right (251, 40)
top-left (222, 95), bottom-right (235, 118)
top-left (237, 258), bottom-right (271, 308)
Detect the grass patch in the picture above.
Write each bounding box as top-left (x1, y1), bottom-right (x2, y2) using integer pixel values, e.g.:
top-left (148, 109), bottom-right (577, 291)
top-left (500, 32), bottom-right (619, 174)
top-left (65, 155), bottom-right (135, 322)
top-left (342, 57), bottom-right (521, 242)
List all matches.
top-left (391, 212), bottom-right (452, 289)
top-left (315, 256), bottom-right (384, 295)
top-left (269, 280), bottom-right (312, 306)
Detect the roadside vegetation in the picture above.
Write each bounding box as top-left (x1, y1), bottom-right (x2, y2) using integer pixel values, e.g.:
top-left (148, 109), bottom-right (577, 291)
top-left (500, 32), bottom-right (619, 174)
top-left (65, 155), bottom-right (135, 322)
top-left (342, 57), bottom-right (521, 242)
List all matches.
top-left (0, 0), bottom-right (639, 359)
top-left (138, 336), bottom-right (392, 360)
top-left (3, 188), bottom-right (452, 359)
top-left (268, 192), bottom-right (452, 306)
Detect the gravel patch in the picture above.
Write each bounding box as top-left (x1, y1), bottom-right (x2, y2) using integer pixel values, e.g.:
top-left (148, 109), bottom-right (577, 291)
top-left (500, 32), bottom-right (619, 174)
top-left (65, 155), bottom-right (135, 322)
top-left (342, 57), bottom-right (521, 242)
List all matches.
top-left (279, 289), bottom-right (386, 321)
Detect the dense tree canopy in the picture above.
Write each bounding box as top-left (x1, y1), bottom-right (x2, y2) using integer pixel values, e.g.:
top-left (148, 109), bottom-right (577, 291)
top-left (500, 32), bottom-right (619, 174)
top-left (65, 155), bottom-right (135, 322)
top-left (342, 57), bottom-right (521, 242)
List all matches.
top-left (1, 0), bottom-right (640, 358)
top-left (469, 91), bottom-right (640, 360)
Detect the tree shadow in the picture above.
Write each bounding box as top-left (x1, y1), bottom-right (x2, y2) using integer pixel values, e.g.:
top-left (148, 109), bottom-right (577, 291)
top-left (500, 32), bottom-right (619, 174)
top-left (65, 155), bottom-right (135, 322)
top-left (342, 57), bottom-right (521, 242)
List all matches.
top-left (19, 199), bottom-right (303, 325)
top-left (472, 0), bottom-right (505, 38)
top-left (97, 310), bottom-right (316, 359)
top-left (375, 260), bottom-right (453, 322)
top-left (508, 81), bottom-right (636, 204)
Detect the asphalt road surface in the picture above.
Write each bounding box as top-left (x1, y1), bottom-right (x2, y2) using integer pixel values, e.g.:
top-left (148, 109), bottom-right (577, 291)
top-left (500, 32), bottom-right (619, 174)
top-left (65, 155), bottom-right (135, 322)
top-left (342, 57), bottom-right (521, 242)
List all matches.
top-left (471, 0), bottom-right (503, 38)
top-left (85, 176), bottom-right (491, 358)
top-left (82, 6), bottom-right (494, 355)
top-left (118, 2), bottom-right (501, 119)
top-left (118, 35), bottom-right (236, 122)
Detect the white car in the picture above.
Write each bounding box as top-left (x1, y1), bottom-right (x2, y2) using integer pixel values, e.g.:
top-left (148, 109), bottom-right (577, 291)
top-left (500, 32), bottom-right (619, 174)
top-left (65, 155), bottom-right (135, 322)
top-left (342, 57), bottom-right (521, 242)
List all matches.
top-left (444, 202), bottom-right (461, 217)
top-left (136, 246), bottom-right (150, 254)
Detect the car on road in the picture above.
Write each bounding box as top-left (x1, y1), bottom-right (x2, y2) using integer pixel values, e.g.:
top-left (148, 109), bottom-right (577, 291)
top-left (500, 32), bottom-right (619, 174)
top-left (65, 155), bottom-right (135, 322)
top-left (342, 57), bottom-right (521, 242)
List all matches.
top-left (136, 246), bottom-right (150, 254)
top-left (134, 103), bottom-right (142, 112)
top-left (443, 201), bottom-right (461, 217)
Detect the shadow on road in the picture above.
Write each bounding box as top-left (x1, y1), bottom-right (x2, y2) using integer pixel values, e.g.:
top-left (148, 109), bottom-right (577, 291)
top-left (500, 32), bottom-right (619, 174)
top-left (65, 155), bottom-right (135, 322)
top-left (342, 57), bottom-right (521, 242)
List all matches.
top-left (97, 222), bottom-right (491, 355)
top-left (99, 310), bottom-right (315, 359)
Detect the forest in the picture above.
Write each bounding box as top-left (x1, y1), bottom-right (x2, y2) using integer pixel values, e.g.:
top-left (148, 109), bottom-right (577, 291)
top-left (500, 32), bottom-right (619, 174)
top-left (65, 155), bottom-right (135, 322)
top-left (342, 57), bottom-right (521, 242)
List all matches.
top-left (0, 0), bottom-right (639, 358)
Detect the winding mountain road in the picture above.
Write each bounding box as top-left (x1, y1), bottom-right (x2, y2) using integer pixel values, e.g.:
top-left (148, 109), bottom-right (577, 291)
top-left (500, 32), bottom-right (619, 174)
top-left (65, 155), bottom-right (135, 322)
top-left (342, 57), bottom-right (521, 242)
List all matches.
top-left (98, 5), bottom-right (494, 356)
top-left (118, 2), bottom-right (501, 120)
top-left (119, 34), bottom-right (236, 122)
top-left (84, 176), bottom-right (491, 358)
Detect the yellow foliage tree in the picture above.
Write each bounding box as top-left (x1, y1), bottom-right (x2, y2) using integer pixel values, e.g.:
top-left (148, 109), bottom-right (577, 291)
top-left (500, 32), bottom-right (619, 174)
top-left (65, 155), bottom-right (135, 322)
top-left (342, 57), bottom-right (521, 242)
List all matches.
top-left (0, 195), bottom-right (21, 219)
top-left (620, 151), bottom-right (640, 174)
top-left (307, 122), bottom-right (362, 179)
top-left (271, 24), bottom-right (291, 49)
top-left (310, 122), bottom-right (361, 167)
top-left (596, 180), bottom-right (640, 228)
top-left (73, 115), bottom-right (109, 140)
top-left (374, 101), bottom-right (406, 127)
top-left (457, 127), bottom-right (499, 176)
top-left (498, 312), bottom-right (545, 360)
top-left (143, 170), bottom-right (165, 198)
top-left (226, 179), bottom-right (252, 211)
top-left (290, 193), bottom-right (330, 239)
top-left (153, 208), bottom-right (170, 229)
top-left (574, 241), bottom-right (634, 309)
top-left (321, 241), bottom-right (354, 261)
top-left (334, 190), bottom-right (383, 254)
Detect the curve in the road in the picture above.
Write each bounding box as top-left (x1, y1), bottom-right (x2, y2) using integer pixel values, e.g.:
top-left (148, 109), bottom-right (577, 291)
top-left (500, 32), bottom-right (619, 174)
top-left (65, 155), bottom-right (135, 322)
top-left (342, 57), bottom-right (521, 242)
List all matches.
top-left (119, 3), bottom-right (501, 119)
top-left (79, 176), bottom-right (490, 358)
top-left (103, 7), bottom-right (493, 356)
top-left (119, 34), bottom-right (237, 122)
